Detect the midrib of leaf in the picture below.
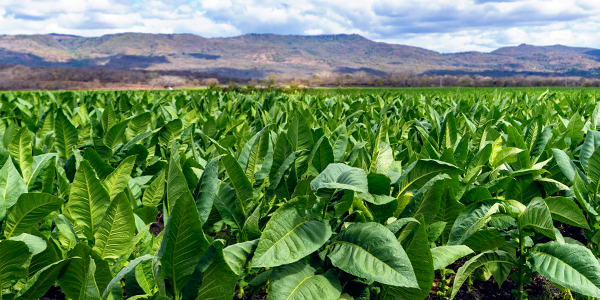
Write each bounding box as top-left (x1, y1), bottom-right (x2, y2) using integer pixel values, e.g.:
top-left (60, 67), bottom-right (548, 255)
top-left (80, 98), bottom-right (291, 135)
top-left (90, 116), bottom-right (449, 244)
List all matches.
top-left (330, 240), bottom-right (407, 279)
top-left (257, 220), bottom-right (309, 261)
top-left (105, 166), bottom-right (127, 198)
top-left (285, 275), bottom-right (316, 300)
top-left (97, 203), bottom-right (118, 259)
top-left (26, 154), bottom-right (50, 188)
top-left (398, 170), bottom-right (441, 197)
top-left (6, 201), bottom-right (52, 238)
top-left (530, 250), bottom-right (589, 280)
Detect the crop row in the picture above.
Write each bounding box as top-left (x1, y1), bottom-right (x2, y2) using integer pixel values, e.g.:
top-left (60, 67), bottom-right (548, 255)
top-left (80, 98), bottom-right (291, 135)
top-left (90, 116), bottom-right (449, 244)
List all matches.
top-left (0, 89), bottom-right (599, 300)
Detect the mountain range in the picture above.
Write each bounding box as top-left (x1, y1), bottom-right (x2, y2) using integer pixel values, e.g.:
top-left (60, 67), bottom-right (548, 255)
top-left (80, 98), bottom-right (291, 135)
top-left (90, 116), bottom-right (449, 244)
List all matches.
top-left (1, 32), bottom-right (600, 78)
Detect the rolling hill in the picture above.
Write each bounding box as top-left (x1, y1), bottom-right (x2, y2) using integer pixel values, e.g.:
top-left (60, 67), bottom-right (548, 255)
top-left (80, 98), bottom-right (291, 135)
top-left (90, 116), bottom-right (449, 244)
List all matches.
top-left (1, 32), bottom-right (600, 78)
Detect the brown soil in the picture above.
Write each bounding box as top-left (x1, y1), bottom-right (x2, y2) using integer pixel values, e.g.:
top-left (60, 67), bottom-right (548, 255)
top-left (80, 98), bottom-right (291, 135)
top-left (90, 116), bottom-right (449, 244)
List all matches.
top-left (40, 285), bottom-right (66, 300)
top-left (149, 210), bottom-right (165, 236)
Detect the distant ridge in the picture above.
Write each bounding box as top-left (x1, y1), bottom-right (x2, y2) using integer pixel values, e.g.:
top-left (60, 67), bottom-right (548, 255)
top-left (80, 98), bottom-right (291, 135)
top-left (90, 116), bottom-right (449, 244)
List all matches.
top-left (1, 32), bottom-right (599, 78)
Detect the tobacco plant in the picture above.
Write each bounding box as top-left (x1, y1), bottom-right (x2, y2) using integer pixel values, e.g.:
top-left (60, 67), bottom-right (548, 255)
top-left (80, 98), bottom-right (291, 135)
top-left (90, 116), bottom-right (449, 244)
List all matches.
top-left (0, 89), bottom-right (600, 300)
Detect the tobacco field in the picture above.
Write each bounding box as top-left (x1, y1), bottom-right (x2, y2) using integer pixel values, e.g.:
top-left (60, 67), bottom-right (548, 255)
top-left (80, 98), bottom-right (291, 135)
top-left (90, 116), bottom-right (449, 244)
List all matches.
top-left (1, 88), bottom-right (600, 300)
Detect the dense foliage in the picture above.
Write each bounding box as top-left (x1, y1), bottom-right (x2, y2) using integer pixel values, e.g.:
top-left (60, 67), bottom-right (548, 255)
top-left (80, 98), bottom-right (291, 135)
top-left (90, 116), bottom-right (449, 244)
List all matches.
top-left (0, 88), bottom-right (600, 300)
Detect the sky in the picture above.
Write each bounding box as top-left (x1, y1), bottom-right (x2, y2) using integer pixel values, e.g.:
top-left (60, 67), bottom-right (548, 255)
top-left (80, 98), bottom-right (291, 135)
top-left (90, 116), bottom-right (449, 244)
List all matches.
top-left (0, 0), bottom-right (599, 53)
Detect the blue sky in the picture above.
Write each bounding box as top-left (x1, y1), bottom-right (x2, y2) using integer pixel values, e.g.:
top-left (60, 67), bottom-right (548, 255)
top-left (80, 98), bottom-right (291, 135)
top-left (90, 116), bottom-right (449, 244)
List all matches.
top-left (0, 0), bottom-right (598, 53)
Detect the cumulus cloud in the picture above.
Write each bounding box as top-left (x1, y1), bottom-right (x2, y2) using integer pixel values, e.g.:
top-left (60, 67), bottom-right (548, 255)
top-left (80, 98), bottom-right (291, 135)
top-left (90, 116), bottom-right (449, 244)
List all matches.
top-left (1, 0), bottom-right (600, 52)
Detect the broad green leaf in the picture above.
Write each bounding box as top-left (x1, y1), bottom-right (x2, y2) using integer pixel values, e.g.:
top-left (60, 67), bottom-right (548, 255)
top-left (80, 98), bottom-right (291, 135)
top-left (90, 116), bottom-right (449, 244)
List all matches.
top-left (450, 251), bottom-right (516, 300)
top-left (54, 109), bottom-right (79, 160)
top-left (223, 239), bottom-right (259, 275)
top-left (530, 242), bottom-right (600, 298)
top-left (126, 112), bottom-right (151, 140)
top-left (103, 155), bottom-right (136, 200)
top-left (302, 135), bottom-right (334, 176)
top-left (15, 259), bottom-right (71, 300)
top-left (0, 240), bottom-right (31, 291)
top-left (490, 147), bottom-right (523, 168)
top-left (80, 259), bottom-right (102, 300)
top-left (433, 187), bottom-right (464, 243)
top-left (195, 240), bottom-right (238, 300)
top-left (396, 159), bottom-right (461, 196)
top-left (27, 228), bottom-right (59, 276)
top-left (92, 193), bottom-right (136, 260)
top-left (398, 174), bottom-right (448, 225)
top-left (0, 159), bottom-right (27, 223)
top-left (448, 200), bottom-right (502, 246)
top-left (268, 261), bottom-right (342, 300)
top-left (58, 243), bottom-right (112, 300)
top-left (580, 130), bottom-right (600, 171)
top-left (462, 227), bottom-right (507, 252)
top-left (431, 245), bottom-right (473, 270)
top-left (573, 171), bottom-right (599, 218)
top-left (100, 255), bottom-right (152, 300)
top-left (530, 124), bottom-right (553, 158)
top-left (588, 147), bottom-right (600, 195)
top-left (327, 222), bottom-right (418, 287)
top-left (370, 142), bottom-right (393, 175)
top-left (8, 233), bottom-right (46, 256)
top-left (288, 111), bottom-right (314, 171)
top-left (166, 149), bottom-right (194, 213)
top-left (158, 119), bottom-right (183, 149)
top-left (331, 124), bottom-right (348, 163)
top-left (545, 197), bottom-right (590, 230)
top-left (310, 163), bottom-right (371, 200)
top-left (102, 104), bottom-right (116, 135)
top-left (221, 154), bottom-right (254, 218)
top-left (154, 188), bottom-right (209, 296)
top-left (518, 197), bottom-right (556, 239)
top-left (4, 193), bottom-right (64, 238)
top-left (66, 161), bottom-right (111, 241)
top-left (8, 127), bottom-right (33, 181)
top-left (26, 153), bottom-right (57, 191)
top-left (384, 215), bottom-right (433, 300)
top-left (142, 171), bottom-right (165, 208)
top-left (552, 148), bottom-right (582, 183)
top-left (193, 155), bottom-right (223, 224)
top-left (252, 196), bottom-right (331, 267)
top-left (104, 120), bottom-right (129, 150)
top-left (214, 181), bottom-right (245, 231)
top-left (265, 150), bottom-right (301, 202)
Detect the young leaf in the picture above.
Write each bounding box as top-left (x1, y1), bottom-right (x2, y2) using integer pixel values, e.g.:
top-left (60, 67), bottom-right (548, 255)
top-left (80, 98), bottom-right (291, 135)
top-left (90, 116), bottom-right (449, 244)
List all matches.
top-left (103, 155), bottom-right (136, 200)
top-left (431, 245), bottom-right (474, 270)
top-left (384, 215), bottom-right (434, 300)
top-left (4, 193), bottom-right (64, 238)
top-left (8, 127), bottom-right (33, 181)
top-left (327, 222), bottom-right (418, 287)
top-left (54, 109), bottom-right (79, 160)
top-left (0, 240), bottom-right (31, 291)
top-left (252, 196), bottom-right (331, 268)
top-left (154, 188), bottom-right (209, 297)
top-left (66, 161), bottom-right (111, 241)
top-left (15, 259), bottom-right (71, 300)
top-left (92, 193), bottom-right (136, 260)
top-left (518, 197), bottom-right (556, 239)
top-left (193, 155), bottom-right (223, 224)
top-left (450, 251), bottom-right (516, 300)
top-left (195, 240), bottom-right (238, 300)
top-left (268, 261), bottom-right (342, 300)
top-left (221, 154), bottom-right (254, 218)
top-left (142, 171), bottom-right (165, 208)
top-left (545, 197), bottom-right (590, 230)
top-left (0, 158), bottom-right (27, 223)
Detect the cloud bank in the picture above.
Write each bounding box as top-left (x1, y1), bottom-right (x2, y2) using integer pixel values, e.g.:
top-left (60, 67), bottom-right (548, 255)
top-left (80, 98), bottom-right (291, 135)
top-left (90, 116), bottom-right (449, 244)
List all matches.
top-left (1, 0), bottom-right (599, 52)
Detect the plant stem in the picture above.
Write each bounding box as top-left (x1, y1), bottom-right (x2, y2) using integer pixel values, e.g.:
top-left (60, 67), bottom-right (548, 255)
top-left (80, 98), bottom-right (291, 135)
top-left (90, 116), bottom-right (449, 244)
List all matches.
top-left (518, 230), bottom-right (525, 300)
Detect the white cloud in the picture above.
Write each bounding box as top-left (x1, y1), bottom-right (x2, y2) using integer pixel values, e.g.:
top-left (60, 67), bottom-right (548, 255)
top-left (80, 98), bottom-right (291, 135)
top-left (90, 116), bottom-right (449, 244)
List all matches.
top-left (1, 0), bottom-right (600, 52)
